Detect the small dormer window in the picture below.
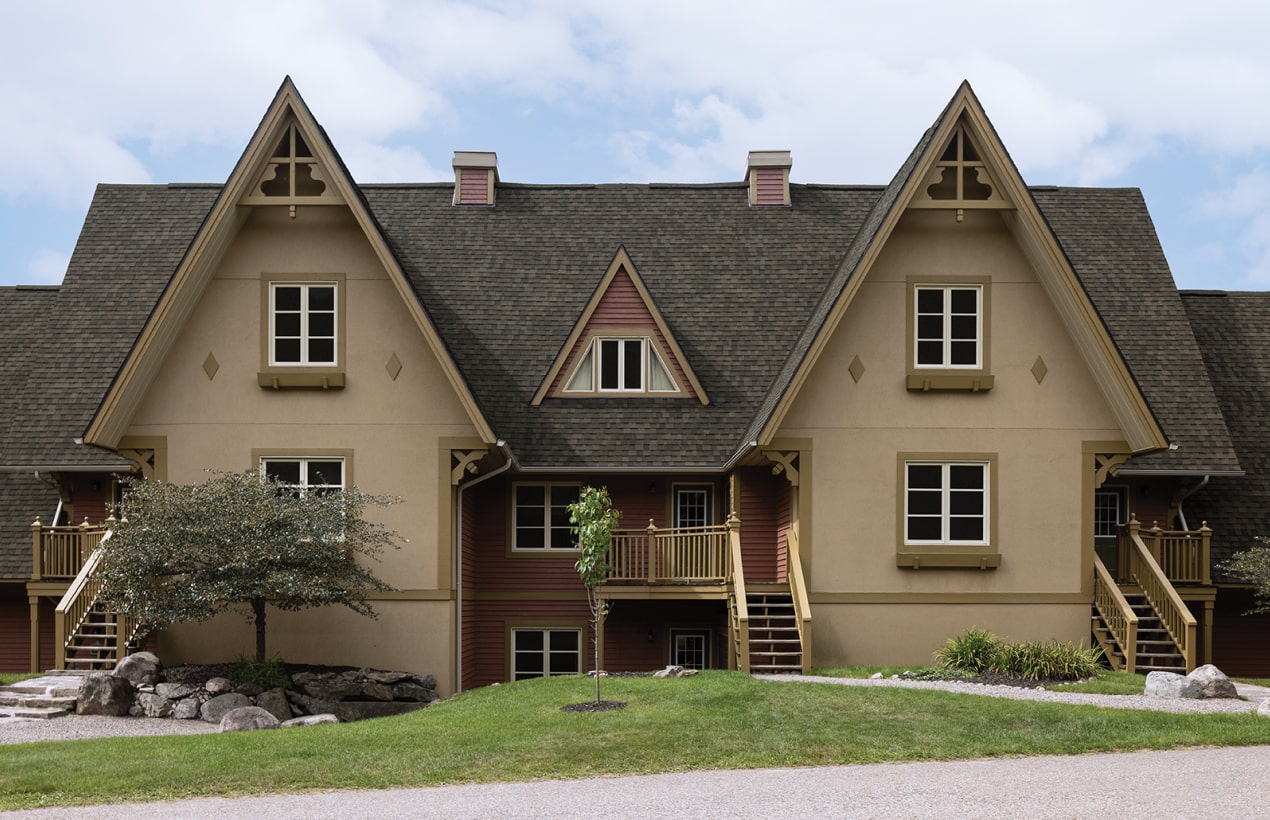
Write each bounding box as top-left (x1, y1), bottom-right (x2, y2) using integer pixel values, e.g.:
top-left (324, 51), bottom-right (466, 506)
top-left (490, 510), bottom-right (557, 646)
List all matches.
top-left (564, 336), bottom-right (679, 394)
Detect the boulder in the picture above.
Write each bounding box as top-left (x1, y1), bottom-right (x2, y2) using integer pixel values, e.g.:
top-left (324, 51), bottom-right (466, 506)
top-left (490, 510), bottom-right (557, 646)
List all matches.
top-left (282, 714), bottom-right (340, 728)
top-left (255, 687), bottom-right (293, 722)
top-left (156, 682), bottom-right (197, 700)
top-left (235, 682), bottom-right (265, 698)
top-left (1258, 701), bottom-right (1270, 719)
top-left (219, 706), bottom-right (280, 732)
top-left (204, 677), bottom-right (234, 695)
top-left (172, 698), bottom-right (202, 720)
top-left (1144, 671), bottom-right (1203, 699)
top-left (200, 692), bottom-right (253, 723)
top-left (286, 690), bottom-right (428, 722)
top-left (136, 692), bottom-right (174, 718)
top-left (113, 652), bottom-right (161, 686)
top-left (1187, 664), bottom-right (1240, 699)
top-left (77, 673), bottom-right (136, 716)
top-left (653, 665), bottom-right (684, 679)
top-left (392, 681), bottom-right (439, 702)
top-left (361, 681), bottom-right (394, 701)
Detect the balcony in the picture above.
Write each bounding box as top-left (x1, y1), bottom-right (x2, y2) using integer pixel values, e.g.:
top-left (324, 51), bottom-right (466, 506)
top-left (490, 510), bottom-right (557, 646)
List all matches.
top-left (604, 520), bottom-right (735, 585)
top-left (30, 519), bottom-right (106, 581)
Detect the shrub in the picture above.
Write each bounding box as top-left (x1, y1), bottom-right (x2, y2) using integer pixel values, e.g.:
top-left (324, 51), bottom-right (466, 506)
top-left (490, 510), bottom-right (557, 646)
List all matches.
top-left (933, 627), bottom-right (1001, 673)
top-left (230, 655), bottom-right (291, 690)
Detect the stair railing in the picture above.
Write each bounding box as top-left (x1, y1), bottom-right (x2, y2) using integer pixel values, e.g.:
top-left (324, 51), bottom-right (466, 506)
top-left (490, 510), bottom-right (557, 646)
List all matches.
top-left (1092, 554), bottom-right (1138, 674)
top-left (785, 524), bottom-right (813, 674)
top-left (1126, 517), bottom-right (1197, 671)
top-left (53, 527), bottom-right (140, 670)
top-left (726, 511), bottom-right (749, 673)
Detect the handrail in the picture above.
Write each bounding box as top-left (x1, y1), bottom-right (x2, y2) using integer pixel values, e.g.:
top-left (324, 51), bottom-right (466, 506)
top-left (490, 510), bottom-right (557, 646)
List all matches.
top-left (785, 524), bottom-right (812, 674)
top-left (53, 530), bottom-right (140, 670)
top-left (31, 518), bottom-right (105, 580)
top-left (1092, 554), bottom-right (1138, 674)
top-left (727, 512), bottom-right (749, 673)
top-left (1127, 520), bottom-right (1197, 671)
top-left (607, 522), bottom-right (729, 583)
top-left (1118, 518), bottom-right (1212, 585)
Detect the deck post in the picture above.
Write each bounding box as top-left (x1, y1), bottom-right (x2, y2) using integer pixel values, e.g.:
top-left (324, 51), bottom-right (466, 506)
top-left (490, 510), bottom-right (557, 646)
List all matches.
top-left (646, 519), bottom-right (657, 584)
top-left (28, 594), bottom-right (41, 673)
top-left (30, 518), bottom-right (42, 581)
top-left (1199, 521), bottom-right (1212, 585)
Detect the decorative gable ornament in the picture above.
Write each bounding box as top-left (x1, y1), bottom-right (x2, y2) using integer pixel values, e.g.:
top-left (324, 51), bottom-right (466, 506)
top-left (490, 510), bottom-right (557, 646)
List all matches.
top-left (240, 121), bottom-right (344, 210)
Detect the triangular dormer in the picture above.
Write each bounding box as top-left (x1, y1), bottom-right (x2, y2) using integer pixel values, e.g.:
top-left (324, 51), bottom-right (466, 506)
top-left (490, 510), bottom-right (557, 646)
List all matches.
top-left (532, 248), bottom-right (708, 405)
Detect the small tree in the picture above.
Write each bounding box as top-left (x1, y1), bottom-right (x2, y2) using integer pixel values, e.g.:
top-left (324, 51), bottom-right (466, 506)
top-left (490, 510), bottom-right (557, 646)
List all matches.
top-left (569, 485), bottom-right (620, 703)
top-left (96, 470), bottom-right (401, 662)
top-left (1223, 539), bottom-right (1270, 614)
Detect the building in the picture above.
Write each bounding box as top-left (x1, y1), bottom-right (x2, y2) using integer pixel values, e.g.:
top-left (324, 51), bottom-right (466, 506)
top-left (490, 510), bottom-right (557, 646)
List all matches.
top-left (3, 79), bottom-right (1267, 693)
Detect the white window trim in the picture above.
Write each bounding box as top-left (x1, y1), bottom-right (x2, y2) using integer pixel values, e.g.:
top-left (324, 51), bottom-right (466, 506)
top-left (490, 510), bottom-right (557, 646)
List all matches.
top-left (670, 629), bottom-right (711, 670)
top-left (511, 627), bottom-right (582, 680)
top-left (512, 483), bottom-right (581, 551)
top-left (672, 485), bottom-right (713, 529)
top-left (269, 281), bottom-right (339, 367)
top-left (563, 335), bottom-right (680, 395)
top-left (904, 460), bottom-right (989, 546)
top-left (913, 284), bottom-right (983, 370)
top-left (259, 455), bottom-right (346, 496)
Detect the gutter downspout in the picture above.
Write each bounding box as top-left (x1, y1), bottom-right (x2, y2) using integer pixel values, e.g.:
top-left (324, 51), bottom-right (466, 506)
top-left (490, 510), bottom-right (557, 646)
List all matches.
top-left (454, 440), bottom-right (513, 693)
top-left (1176, 474), bottom-right (1210, 532)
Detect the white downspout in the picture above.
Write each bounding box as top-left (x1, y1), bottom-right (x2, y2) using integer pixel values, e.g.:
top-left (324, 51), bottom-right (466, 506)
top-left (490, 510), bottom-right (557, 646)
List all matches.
top-left (1176, 474), bottom-right (1210, 532)
top-left (454, 440), bottom-right (512, 693)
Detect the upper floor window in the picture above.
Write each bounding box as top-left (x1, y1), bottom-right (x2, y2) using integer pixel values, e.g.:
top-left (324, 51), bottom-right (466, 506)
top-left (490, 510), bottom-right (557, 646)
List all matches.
top-left (673, 485), bottom-right (713, 529)
top-left (564, 336), bottom-right (678, 394)
top-left (904, 461), bottom-right (989, 546)
top-left (260, 456), bottom-right (345, 497)
top-left (513, 483), bottom-right (580, 550)
top-left (906, 278), bottom-right (993, 391)
top-left (271, 283), bottom-right (337, 366)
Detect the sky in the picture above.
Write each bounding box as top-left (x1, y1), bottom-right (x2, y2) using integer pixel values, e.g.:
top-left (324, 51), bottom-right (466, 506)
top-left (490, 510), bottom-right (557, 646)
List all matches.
top-left (2, 1), bottom-right (1270, 290)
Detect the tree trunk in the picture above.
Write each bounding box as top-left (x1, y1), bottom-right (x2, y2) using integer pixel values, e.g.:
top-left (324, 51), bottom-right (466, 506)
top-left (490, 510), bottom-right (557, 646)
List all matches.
top-left (252, 597), bottom-right (267, 662)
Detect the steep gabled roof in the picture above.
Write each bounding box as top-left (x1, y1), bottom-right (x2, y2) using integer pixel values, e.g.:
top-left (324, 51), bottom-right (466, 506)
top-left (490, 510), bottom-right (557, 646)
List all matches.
top-left (1179, 291), bottom-right (1270, 571)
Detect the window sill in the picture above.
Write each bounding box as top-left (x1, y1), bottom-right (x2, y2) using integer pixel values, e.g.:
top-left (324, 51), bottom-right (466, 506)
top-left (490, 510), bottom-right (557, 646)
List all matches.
top-left (906, 374), bottom-right (994, 392)
top-left (896, 551), bottom-right (1001, 569)
top-left (258, 371), bottom-right (346, 389)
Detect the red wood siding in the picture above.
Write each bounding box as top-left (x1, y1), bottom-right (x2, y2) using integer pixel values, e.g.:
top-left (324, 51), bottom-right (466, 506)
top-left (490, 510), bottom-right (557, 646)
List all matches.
top-left (548, 266), bottom-right (696, 398)
top-left (1213, 588), bottom-right (1270, 677)
top-left (65, 474), bottom-right (114, 525)
top-left (753, 167), bottom-right (786, 205)
top-left (466, 599), bottom-right (591, 688)
top-left (737, 467), bottom-right (782, 582)
top-left (604, 599), bottom-right (728, 672)
top-left (457, 168), bottom-right (490, 205)
top-left (0, 585), bottom-right (29, 672)
top-left (775, 479), bottom-right (791, 583)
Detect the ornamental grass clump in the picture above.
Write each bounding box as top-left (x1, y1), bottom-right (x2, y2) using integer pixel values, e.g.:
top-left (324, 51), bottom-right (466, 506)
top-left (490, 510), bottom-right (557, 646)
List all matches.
top-left (932, 627), bottom-right (1001, 673)
top-left (934, 628), bottom-right (1103, 681)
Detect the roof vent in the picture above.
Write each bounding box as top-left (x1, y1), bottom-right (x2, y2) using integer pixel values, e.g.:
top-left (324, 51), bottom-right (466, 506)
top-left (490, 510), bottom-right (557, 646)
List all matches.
top-left (745, 150), bottom-right (792, 207)
top-left (453, 151), bottom-right (499, 206)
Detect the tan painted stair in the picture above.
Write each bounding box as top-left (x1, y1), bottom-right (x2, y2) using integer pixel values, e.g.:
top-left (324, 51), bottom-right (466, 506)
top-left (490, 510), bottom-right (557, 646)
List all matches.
top-left (62, 602), bottom-right (126, 671)
top-left (747, 590), bottom-right (803, 673)
top-left (1091, 589), bottom-right (1186, 674)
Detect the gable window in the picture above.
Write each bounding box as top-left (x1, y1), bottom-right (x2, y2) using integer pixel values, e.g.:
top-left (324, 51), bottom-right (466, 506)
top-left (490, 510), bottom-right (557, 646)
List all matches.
top-left (513, 483), bottom-right (580, 550)
top-left (260, 456), bottom-right (345, 496)
top-left (511, 627), bottom-right (581, 680)
top-left (564, 336), bottom-right (678, 394)
top-left (673, 485), bottom-right (713, 529)
top-left (897, 453), bottom-right (999, 568)
top-left (906, 278), bottom-right (993, 391)
top-left (258, 273), bottom-right (346, 388)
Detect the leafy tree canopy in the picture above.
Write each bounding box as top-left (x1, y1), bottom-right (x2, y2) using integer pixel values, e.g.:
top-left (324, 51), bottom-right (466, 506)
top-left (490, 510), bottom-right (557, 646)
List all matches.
top-left (96, 470), bottom-right (401, 661)
top-left (1224, 540), bottom-right (1270, 615)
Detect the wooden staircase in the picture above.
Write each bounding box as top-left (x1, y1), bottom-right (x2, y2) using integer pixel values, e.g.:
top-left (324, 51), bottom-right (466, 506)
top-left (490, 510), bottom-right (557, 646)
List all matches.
top-left (747, 589), bottom-right (804, 673)
top-left (1092, 588), bottom-right (1186, 674)
top-left (63, 601), bottom-right (128, 671)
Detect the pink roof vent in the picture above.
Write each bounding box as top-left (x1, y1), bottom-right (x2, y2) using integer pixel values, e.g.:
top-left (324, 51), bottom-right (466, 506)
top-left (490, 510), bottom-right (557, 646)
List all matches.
top-left (746, 150), bottom-right (792, 207)
top-left (452, 151), bottom-right (499, 206)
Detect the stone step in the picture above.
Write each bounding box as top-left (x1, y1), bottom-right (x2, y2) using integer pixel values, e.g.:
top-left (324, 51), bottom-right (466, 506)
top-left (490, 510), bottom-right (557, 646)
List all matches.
top-left (0, 694), bottom-right (77, 709)
top-left (0, 705), bottom-right (69, 720)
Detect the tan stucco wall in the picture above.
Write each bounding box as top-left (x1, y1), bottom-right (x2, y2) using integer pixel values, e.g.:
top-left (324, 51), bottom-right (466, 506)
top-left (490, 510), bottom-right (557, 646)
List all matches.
top-left (778, 209), bottom-right (1126, 663)
top-left (126, 205), bottom-right (479, 681)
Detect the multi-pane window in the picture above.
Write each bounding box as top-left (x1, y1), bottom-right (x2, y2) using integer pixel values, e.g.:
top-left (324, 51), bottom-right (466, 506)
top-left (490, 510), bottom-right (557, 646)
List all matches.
top-left (513, 484), bottom-right (580, 550)
top-left (512, 628), bottom-right (581, 680)
top-left (674, 486), bottom-right (712, 529)
top-left (914, 285), bottom-right (981, 369)
top-left (261, 457), bottom-right (344, 496)
top-left (905, 462), bottom-right (988, 544)
top-left (1094, 490), bottom-right (1124, 539)
top-left (671, 630), bottom-right (710, 670)
top-left (270, 283), bottom-right (337, 366)
top-left (564, 337), bottom-right (677, 393)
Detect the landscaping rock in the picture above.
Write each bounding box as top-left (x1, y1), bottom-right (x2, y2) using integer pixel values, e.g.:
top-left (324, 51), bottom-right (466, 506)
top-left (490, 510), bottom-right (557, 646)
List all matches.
top-left (219, 706), bottom-right (280, 732)
top-left (77, 673), bottom-right (136, 716)
top-left (1258, 701), bottom-right (1270, 719)
top-left (234, 682), bottom-right (264, 698)
top-left (172, 698), bottom-right (202, 720)
top-left (112, 651), bottom-right (161, 686)
top-left (137, 692), bottom-right (174, 718)
top-left (392, 681), bottom-right (439, 702)
top-left (286, 690), bottom-right (428, 722)
top-left (654, 665), bottom-right (698, 678)
top-left (1187, 664), bottom-right (1239, 699)
top-left (282, 713), bottom-right (340, 728)
top-left (204, 677), bottom-right (234, 695)
top-left (256, 687), bottom-right (293, 722)
top-left (156, 682), bottom-right (197, 700)
top-left (200, 692), bottom-right (253, 723)
top-left (361, 681), bottom-right (394, 701)
top-left (1144, 671), bottom-right (1203, 699)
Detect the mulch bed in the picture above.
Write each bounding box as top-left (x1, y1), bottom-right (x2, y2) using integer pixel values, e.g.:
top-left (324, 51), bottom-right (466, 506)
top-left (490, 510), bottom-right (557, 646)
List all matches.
top-left (561, 700), bottom-right (627, 712)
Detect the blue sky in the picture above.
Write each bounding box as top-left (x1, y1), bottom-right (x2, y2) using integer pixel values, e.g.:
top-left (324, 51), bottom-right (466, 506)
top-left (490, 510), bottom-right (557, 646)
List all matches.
top-left (3, 1), bottom-right (1269, 290)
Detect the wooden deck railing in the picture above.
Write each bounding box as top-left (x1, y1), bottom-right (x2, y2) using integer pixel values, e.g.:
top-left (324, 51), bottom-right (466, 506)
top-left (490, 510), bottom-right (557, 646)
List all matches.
top-left (1126, 519), bottom-right (1197, 671)
top-left (53, 530), bottom-right (141, 670)
top-left (607, 521), bottom-right (730, 583)
top-left (31, 518), bottom-right (105, 580)
top-left (1114, 517), bottom-right (1211, 585)
top-left (727, 513), bottom-right (749, 673)
top-left (785, 524), bottom-right (812, 674)
top-left (1093, 554), bottom-right (1138, 674)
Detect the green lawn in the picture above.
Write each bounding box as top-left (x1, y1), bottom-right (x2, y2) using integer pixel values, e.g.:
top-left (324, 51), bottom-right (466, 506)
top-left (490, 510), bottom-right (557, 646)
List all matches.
top-left (0, 672), bottom-right (41, 686)
top-left (2, 671), bottom-right (1268, 810)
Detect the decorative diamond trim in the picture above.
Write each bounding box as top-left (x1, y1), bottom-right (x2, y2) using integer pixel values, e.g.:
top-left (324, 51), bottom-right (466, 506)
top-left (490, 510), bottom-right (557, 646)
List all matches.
top-left (202, 352), bottom-right (219, 381)
top-left (848, 354), bottom-right (866, 384)
top-left (385, 352), bottom-right (402, 381)
top-left (1031, 356), bottom-right (1048, 384)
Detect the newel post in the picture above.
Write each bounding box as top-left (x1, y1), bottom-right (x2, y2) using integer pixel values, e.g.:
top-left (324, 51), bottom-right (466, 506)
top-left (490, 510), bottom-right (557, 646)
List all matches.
top-left (1199, 521), bottom-right (1212, 585)
top-left (30, 517), bottom-right (42, 581)
top-left (1148, 521), bottom-right (1164, 562)
top-left (646, 519), bottom-right (657, 584)
top-left (78, 517), bottom-right (92, 571)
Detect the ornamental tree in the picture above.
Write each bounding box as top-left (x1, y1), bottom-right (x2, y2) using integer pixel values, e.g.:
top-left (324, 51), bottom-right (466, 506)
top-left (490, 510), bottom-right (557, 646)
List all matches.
top-left (569, 485), bottom-right (620, 703)
top-left (95, 470), bottom-right (401, 662)
top-left (1223, 539), bottom-right (1270, 615)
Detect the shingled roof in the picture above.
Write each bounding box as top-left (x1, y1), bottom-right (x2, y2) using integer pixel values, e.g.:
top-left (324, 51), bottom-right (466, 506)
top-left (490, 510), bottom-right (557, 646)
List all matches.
top-left (1179, 291), bottom-right (1270, 575)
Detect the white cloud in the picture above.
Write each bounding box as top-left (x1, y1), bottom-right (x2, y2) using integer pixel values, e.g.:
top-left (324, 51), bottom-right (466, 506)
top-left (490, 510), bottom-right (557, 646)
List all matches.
top-left (26, 249), bottom-right (69, 285)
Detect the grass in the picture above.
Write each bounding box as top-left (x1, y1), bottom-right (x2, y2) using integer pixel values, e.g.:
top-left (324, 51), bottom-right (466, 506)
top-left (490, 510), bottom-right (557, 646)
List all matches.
top-left (0, 672), bottom-right (41, 686)
top-left (2, 671), bottom-right (1269, 810)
